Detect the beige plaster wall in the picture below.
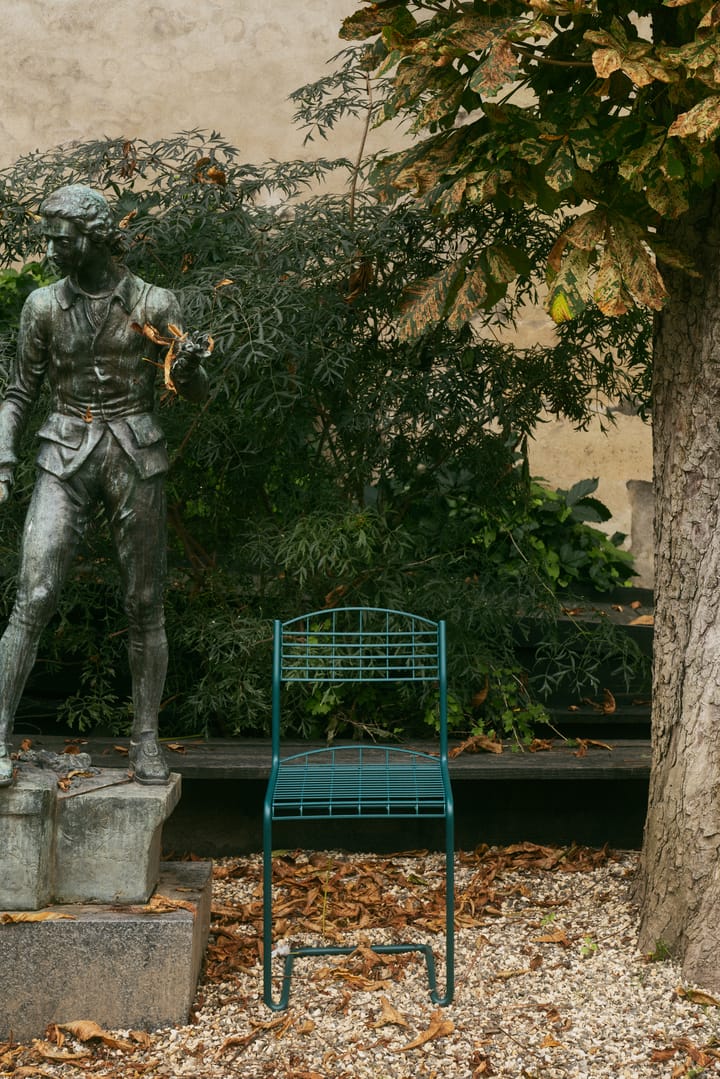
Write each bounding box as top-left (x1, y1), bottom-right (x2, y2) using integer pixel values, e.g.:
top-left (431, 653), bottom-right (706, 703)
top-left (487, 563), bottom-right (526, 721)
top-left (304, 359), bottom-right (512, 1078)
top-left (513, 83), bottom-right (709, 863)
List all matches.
top-left (0, 1), bottom-right (361, 164)
top-left (0, 0), bottom-right (654, 579)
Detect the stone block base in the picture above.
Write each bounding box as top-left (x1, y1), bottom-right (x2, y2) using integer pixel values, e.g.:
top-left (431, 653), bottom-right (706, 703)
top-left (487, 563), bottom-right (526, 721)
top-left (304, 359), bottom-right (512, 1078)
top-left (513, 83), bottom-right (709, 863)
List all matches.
top-left (0, 861), bottom-right (212, 1043)
top-left (0, 766), bottom-right (181, 908)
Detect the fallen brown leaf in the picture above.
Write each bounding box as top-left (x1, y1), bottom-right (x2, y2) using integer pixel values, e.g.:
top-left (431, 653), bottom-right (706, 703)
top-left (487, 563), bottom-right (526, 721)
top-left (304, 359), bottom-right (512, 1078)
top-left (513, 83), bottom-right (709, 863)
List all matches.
top-left (602, 688), bottom-right (616, 714)
top-left (394, 1009), bottom-right (454, 1052)
top-left (55, 1020), bottom-right (135, 1051)
top-left (1, 911), bottom-right (75, 923)
top-left (650, 1047), bottom-right (677, 1062)
top-left (144, 893), bottom-right (197, 915)
top-left (676, 986), bottom-right (720, 1007)
top-left (450, 733), bottom-right (503, 757)
top-left (33, 1040), bottom-right (91, 1062)
top-left (12, 1068), bottom-right (59, 1078)
top-left (573, 737), bottom-right (613, 758)
top-left (370, 995), bottom-right (409, 1029)
top-left (532, 928), bottom-right (571, 947)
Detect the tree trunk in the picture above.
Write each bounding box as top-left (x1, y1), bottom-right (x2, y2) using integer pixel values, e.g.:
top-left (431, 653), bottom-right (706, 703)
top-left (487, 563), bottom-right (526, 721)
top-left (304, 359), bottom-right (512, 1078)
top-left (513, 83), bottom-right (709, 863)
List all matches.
top-left (636, 186), bottom-right (720, 988)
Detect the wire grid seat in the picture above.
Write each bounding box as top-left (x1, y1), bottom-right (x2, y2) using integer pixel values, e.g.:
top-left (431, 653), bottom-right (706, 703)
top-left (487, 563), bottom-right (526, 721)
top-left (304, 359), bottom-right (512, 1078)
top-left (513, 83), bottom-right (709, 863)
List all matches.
top-left (263, 606), bottom-right (454, 1010)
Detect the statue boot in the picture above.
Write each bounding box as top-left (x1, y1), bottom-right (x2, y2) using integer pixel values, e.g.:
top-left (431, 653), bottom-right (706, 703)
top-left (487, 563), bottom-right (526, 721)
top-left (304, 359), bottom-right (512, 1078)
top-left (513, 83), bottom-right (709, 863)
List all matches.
top-left (129, 733), bottom-right (169, 785)
top-left (127, 631), bottom-right (170, 785)
top-left (0, 615), bottom-right (43, 788)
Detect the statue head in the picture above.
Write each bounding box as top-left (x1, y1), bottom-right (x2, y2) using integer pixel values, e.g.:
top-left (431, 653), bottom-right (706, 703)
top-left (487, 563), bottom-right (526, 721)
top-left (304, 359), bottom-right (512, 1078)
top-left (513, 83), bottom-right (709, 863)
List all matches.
top-left (39, 185), bottom-right (120, 283)
top-left (39, 184), bottom-right (115, 245)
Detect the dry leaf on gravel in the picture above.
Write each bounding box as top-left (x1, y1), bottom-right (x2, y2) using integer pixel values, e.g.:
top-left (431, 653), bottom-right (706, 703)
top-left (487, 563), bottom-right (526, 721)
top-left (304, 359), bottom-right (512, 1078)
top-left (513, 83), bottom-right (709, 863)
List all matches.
top-left (11, 1068), bottom-right (58, 1078)
top-left (676, 986), bottom-right (720, 1007)
top-left (532, 927), bottom-right (571, 947)
top-left (53, 1020), bottom-right (135, 1051)
top-left (32, 1041), bottom-right (91, 1063)
top-left (394, 1008), bottom-right (454, 1052)
top-left (370, 995), bottom-right (410, 1029)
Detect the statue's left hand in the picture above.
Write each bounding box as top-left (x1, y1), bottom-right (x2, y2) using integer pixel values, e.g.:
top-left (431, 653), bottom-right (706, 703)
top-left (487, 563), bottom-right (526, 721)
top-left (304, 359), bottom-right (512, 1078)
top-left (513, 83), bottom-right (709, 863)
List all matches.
top-left (0, 480), bottom-right (11, 505)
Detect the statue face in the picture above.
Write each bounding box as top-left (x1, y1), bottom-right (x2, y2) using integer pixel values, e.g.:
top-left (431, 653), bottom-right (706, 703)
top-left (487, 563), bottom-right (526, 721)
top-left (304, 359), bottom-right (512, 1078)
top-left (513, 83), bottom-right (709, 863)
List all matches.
top-left (43, 217), bottom-right (91, 279)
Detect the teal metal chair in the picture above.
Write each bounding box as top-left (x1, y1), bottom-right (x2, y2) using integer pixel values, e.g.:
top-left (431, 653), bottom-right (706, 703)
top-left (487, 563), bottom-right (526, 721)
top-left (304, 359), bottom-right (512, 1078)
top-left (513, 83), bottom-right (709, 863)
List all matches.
top-left (262, 606), bottom-right (454, 1010)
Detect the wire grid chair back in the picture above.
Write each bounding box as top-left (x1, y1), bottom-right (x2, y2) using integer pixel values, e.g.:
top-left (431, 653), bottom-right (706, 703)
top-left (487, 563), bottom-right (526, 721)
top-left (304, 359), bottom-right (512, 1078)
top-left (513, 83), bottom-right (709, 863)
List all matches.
top-left (280, 607), bottom-right (439, 684)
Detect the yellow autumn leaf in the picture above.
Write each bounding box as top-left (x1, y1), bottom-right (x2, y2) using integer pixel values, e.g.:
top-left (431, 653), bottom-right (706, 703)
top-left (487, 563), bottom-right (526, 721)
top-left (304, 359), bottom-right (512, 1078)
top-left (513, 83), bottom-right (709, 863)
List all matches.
top-left (549, 289), bottom-right (574, 323)
top-left (1, 911), bottom-right (75, 923)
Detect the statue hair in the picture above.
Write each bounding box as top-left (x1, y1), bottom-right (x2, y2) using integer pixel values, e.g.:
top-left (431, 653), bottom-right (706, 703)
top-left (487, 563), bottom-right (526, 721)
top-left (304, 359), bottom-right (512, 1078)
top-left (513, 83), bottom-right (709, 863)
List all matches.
top-left (39, 184), bottom-right (116, 244)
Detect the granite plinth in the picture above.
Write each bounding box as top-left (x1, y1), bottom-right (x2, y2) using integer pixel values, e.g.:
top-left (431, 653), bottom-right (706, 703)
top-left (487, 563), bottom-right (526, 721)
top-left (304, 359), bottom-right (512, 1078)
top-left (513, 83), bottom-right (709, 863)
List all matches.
top-left (0, 861), bottom-right (212, 1043)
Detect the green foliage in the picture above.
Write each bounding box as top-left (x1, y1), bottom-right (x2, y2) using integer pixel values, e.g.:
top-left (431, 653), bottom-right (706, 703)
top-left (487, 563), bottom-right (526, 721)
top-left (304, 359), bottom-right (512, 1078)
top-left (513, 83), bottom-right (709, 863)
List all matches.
top-left (465, 477), bottom-right (636, 594)
top-left (0, 132), bottom-right (644, 743)
top-left (334, 2), bottom-right (719, 334)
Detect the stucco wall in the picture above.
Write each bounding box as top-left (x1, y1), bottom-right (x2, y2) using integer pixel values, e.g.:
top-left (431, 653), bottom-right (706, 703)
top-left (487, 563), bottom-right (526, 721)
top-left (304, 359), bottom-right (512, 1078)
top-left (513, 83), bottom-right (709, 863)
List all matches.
top-left (0, 0), bottom-right (653, 579)
top-left (0, 1), bottom-right (358, 164)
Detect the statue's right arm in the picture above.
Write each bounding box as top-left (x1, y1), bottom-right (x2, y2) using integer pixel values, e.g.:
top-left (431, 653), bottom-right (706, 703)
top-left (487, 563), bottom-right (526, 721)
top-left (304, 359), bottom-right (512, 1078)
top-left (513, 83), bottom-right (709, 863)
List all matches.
top-left (0, 289), bottom-right (51, 500)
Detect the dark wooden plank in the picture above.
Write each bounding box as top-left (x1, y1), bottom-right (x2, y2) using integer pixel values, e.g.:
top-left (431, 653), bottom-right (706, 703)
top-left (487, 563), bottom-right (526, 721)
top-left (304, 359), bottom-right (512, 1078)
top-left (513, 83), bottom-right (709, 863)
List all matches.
top-left (9, 735), bottom-right (651, 782)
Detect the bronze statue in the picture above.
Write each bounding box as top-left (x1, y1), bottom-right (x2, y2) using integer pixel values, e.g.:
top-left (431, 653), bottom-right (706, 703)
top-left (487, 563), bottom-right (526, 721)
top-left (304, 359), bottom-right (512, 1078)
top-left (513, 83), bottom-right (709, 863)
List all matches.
top-left (0, 184), bottom-right (210, 787)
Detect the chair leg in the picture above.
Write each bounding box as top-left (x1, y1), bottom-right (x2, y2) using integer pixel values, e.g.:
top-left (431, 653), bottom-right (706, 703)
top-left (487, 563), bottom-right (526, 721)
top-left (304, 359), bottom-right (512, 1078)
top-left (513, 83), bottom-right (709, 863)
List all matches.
top-left (431, 813), bottom-right (455, 1006)
top-left (262, 806), bottom-right (292, 1010)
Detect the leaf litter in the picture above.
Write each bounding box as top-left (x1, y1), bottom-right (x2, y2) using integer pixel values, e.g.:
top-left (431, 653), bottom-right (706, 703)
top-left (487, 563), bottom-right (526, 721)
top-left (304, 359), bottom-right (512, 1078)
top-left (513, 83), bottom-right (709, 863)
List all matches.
top-left (2, 844), bottom-right (720, 1078)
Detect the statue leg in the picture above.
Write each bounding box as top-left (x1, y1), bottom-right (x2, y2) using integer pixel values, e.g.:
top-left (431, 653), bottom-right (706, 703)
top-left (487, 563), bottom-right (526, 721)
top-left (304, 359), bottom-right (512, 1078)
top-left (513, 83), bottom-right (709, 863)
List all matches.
top-left (107, 460), bottom-right (169, 784)
top-left (0, 471), bottom-right (87, 785)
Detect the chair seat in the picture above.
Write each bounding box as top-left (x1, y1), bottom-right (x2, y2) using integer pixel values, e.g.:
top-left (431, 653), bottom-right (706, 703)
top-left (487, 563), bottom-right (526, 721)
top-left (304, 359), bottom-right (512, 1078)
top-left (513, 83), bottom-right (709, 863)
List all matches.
top-left (270, 747), bottom-right (448, 819)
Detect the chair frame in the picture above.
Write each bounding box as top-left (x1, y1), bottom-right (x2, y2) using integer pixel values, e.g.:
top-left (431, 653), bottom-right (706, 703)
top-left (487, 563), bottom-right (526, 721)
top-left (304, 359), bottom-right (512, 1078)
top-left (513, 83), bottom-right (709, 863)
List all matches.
top-left (262, 606), bottom-right (454, 1010)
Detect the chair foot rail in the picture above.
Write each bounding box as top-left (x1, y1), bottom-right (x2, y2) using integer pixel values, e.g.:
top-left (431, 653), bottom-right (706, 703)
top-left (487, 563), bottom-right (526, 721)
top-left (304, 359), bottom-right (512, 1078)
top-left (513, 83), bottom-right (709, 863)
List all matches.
top-left (264, 942), bottom-right (453, 1011)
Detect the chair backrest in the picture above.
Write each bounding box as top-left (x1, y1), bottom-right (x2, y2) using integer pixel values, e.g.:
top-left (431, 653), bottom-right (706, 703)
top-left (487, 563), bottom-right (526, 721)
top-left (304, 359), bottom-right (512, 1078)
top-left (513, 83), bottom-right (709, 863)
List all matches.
top-left (271, 606), bottom-right (448, 757)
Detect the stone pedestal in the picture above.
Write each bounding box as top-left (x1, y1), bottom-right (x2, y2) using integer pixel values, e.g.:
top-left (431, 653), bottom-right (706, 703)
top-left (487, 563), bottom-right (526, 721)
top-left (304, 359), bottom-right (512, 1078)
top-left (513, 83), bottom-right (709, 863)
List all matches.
top-left (0, 765), bottom-right (181, 909)
top-left (0, 769), bottom-right (57, 910)
top-left (0, 861), bottom-right (212, 1042)
top-left (54, 770), bottom-right (182, 904)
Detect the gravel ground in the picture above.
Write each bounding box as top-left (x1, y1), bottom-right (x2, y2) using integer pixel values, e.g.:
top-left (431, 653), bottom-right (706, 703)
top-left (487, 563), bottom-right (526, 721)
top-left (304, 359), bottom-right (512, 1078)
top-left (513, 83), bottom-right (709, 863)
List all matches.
top-left (3, 844), bottom-right (720, 1079)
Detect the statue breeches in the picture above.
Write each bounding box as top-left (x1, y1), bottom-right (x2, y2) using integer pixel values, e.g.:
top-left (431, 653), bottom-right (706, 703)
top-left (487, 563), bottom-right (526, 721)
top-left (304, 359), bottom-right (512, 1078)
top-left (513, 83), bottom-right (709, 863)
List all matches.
top-left (12, 425), bottom-right (167, 635)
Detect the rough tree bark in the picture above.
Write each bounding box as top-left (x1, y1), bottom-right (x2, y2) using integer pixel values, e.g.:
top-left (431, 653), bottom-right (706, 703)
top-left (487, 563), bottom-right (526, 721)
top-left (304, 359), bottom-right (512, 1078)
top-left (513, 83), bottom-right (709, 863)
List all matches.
top-left (636, 186), bottom-right (720, 989)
